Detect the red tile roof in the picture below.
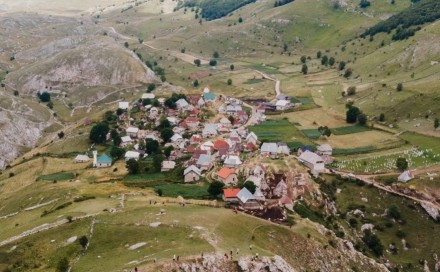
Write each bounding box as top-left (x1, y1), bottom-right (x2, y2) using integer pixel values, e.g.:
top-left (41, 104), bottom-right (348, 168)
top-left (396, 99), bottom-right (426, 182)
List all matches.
top-left (223, 188), bottom-right (241, 198)
top-left (185, 117), bottom-right (199, 123)
top-left (218, 167), bottom-right (236, 179)
top-left (214, 140), bottom-right (229, 150)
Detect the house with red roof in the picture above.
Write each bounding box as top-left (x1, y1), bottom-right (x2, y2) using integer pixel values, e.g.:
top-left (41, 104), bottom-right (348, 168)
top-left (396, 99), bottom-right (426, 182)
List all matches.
top-left (190, 134), bottom-right (202, 145)
top-left (166, 109), bottom-right (176, 116)
top-left (185, 117), bottom-right (200, 131)
top-left (214, 139), bottom-right (230, 150)
top-left (217, 167), bottom-right (238, 185)
top-left (222, 188), bottom-right (241, 203)
top-left (189, 109), bottom-right (199, 117)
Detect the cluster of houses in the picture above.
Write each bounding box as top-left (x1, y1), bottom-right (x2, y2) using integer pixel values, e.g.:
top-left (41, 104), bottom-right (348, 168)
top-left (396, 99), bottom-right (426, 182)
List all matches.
top-left (73, 85), bottom-right (344, 211)
top-left (221, 165), bottom-right (310, 210)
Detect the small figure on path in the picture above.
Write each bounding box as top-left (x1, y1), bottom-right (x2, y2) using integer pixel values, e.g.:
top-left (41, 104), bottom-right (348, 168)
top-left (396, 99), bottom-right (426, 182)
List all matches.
top-left (249, 244), bottom-right (253, 250)
top-left (173, 255), bottom-right (176, 261)
top-left (236, 248), bottom-right (240, 254)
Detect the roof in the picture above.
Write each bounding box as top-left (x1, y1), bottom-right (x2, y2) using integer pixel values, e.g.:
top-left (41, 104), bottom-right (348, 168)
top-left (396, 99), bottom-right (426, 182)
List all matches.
top-left (184, 165), bottom-right (202, 176)
top-left (279, 195), bottom-right (293, 205)
top-left (118, 102), bottom-right (129, 109)
top-left (203, 92), bottom-right (216, 100)
top-left (226, 105), bottom-right (242, 112)
top-left (224, 155), bottom-right (242, 166)
top-left (190, 134), bottom-right (202, 142)
top-left (121, 136), bottom-right (132, 143)
top-left (253, 188), bottom-right (265, 199)
top-left (317, 144), bottom-right (333, 152)
top-left (97, 154), bottom-right (112, 164)
top-left (246, 132), bottom-right (258, 141)
top-left (75, 154), bottom-right (90, 161)
top-left (142, 93), bottom-right (155, 99)
top-left (261, 143), bottom-right (278, 153)
top-left (176, 99), bottom-right (189, 107)
top-left (219, 117), bottom-right (231, 124)
top-left (125, 151), bottom-right (140, 159)
top-left (171, 134), bottom-right (183, 142)
top-left (185, 117), bottom-right (199, 123)
top-left (298, 151), bottom-right (324, 164)
top-left (223, 188), bottom-right (241, 198)
top-left (237, 188), bottom-right (256, 203)
top-left (197, 154), bottom-right (212, 166)
top-left (276, 100), bottom-right (290, 106)
top-left (126, 127), bottom-right (139, 133)
top-left (203, 124), bottom-right (218, 134)
top-left (214, 140), bottom-right (229, 150)
top-left (217, 167), bottom-right (236, 179)
top-left (398, 170), bottom-right (414, 182)
top-left (162, 160), bottom-right (176, 169)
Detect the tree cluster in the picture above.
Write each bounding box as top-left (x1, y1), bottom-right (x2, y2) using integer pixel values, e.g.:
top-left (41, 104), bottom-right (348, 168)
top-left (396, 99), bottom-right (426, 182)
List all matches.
top-left (346, 105), bottom-right (367, 125)
top-left (182, 0), bottom-right (256, 21)
top-left (274, 0), bottom-right (294, 7)
top-left (362, 0), bottom-right (440, 40)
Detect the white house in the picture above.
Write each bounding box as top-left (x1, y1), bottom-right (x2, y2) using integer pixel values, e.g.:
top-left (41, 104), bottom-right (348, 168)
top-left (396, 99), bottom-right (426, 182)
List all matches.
top-left (237, 188), bottom-right (260, 209)
top-left (196, 154), bottom-right (213, 171)
top-left (121, 136), bottom-right (133, 147)
top-left (398, 170), bottom-right (415, 182)
top-left (184, 165), bottom-right (202, 183)
top-left (219, 117), bottom-right (232, 127)
top-left (317, 144), bottom-right (333, 156)
top-left (201, 141), bottom-right (214, 151)
top-left (126, 127), bottom-right (139, 138)
top-left (74, 154), bottom-right (90, 163)
top-left (161, 161), bottom-right (176, 172)
top-left (125, 151), bottom-right (141, 161)
top-left (223, 155), bottom-right (242, 168)
top-left (171, 134), bottom-right (184, 146)
top-left (142, 93), bottom-right (155, 99)
top-left (202, 124), bottom-right (218, 138)
top-left (298, 151), bottom-right (325, 173)
top-left (226, 105), bottom-right (242, 115)
top-left (118, 101), bottom-right (129, 110)
top-left (277, 142), bottom-right (291, 155)
top-left (260, 143), bottom-right (279, 156)
top-left (176, 98), bottom-right (189, 110)
top-left (246, 132), bottom-right (258, 145)
top-left (275, 100), bottom-right (290, 111)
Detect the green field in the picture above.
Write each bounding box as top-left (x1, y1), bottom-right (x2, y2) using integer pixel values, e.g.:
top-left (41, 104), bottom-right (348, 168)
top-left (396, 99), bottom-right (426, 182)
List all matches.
top-left (249, 119), bottom-right (312, 144)
top-left (38, 172), bottom-right (75, 181)
top-left (302, 125), bottom-right (372, 139)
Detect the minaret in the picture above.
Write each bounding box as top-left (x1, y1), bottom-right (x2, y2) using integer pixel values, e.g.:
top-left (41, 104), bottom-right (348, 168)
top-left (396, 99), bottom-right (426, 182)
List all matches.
top-left (92, 147), bottom-right (98, 167)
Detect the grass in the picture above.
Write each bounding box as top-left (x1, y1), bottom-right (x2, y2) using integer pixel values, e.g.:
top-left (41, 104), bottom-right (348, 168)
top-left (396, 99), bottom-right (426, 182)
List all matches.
top-left (249, 119), bottom-right (312, 144)
top-left (302, 125), bottom-right (371, 139)
top-left (332, 146), bottom-right (376, 155)
top-left (243, 78), bottom-right (265, 84)
top-left (38, 172), bottom-right (75, 181)
top-left (150, 182), bottom-right (210, 199)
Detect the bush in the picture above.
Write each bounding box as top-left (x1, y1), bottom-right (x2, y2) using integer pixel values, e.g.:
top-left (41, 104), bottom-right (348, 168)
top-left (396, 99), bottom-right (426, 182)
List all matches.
top-left (57, 258), bottom-right (69, 272)
top-left (347, 86), bottom-right (356, 96)
top-left (209, 59), bottom-right (217, 66)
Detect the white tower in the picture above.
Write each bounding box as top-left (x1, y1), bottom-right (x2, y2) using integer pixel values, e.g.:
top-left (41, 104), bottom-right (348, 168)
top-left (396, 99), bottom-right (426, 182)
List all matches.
top-left (92, 148), bottom-right (98, 167)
